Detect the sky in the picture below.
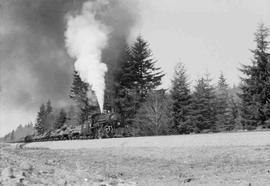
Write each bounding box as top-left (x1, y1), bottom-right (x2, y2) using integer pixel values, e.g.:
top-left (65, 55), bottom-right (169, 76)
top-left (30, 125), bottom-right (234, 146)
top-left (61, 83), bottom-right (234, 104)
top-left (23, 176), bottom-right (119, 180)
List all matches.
top-left (137, 0), bottom-right (270, 88)
top-left (0, 0), bottom-right (270, 137)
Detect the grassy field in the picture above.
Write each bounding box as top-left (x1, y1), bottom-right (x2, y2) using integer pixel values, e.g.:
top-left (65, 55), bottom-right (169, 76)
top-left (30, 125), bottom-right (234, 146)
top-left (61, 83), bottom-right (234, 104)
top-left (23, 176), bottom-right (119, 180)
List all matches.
top-left (2, 131), bottom-right (270, 185)
top-left (24, 131), bottom-right (270, 149)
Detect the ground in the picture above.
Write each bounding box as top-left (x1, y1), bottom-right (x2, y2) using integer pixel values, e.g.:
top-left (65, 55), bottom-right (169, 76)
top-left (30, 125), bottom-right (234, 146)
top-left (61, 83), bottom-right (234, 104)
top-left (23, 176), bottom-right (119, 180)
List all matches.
top-left (1, 132), bottom-right (270, 185)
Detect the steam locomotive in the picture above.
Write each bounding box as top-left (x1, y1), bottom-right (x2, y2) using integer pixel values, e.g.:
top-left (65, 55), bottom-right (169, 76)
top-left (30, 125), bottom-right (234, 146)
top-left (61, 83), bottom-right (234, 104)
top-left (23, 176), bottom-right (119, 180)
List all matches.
top-left (24, 111), bottom-right (124, 142)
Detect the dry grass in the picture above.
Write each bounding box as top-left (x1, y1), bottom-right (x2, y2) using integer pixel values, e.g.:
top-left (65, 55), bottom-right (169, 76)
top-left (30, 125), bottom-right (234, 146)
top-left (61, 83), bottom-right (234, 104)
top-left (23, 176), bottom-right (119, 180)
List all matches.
top-left (2, 132), bottom-right (270, 185)
top-left (5, 145), bottom-right (270, 185)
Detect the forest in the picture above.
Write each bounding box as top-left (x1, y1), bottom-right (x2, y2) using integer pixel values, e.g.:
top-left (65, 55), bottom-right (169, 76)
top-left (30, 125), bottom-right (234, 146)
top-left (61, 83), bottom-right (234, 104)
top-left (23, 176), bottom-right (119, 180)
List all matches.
top-left (3, 23), bottom-right (270, 142)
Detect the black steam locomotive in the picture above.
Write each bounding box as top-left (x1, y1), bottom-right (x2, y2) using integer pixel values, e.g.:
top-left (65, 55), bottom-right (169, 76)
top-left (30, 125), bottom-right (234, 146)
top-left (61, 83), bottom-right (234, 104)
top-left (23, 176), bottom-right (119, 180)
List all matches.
top-left (25, 111), bottom-right (124, 142)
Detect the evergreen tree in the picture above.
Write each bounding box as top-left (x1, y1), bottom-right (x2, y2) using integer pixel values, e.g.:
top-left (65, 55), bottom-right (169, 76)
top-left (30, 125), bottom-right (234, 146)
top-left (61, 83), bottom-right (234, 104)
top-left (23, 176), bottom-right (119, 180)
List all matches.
top-left (114, 36), bottom-right (164, 126)
top-left (114, 46), bottom-right (139, 124)
top-left (46, 100), bottom-right (52, 114)
top-left (191, 75), bottom-right (217, 132)
top-left (170, 63), bottom-right (193, 134)
top-left (65, 105), bottom-right (79, 126)
top-left (70, 71), bottom-right (98, 125)
top-left (10, 130), bottom-right (15, 141)
top-left (239, 23), bottom-right (270, 129)
top-left (44, 100), bottom-right (53, 130)
top-left (215, 73), bottom-right (234, 131)
top-left (70, 71), bottom-right (89, 107)
top-left (35, 103), bottom-right (47, 134)
top-left (54, 109), bottom-right (67, 129)
top-left (129, 36), bottom-right (165, 102)
top-left (103, 45), bottom-right (130, 112)
top-left (228, 94), bottom-right (241, 129)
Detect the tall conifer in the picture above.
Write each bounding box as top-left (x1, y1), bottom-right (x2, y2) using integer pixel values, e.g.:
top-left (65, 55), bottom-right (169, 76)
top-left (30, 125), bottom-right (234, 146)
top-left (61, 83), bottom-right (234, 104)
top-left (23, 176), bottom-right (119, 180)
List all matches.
top-left (129, 36), bottom-right (164, 102)
top-left (215, 73), bottom-right (234, 131)
top-left (191, 75), bottom-right (217, 132)
top-left (35, 103), bottom-right (47, 134)
top-left (54, 109), bottom-right (67, 129)
top-left (170, 63), bottom-right (193, 134)
top-left (239, 24), bottom-right (270, 129)
top-left (70, 71), bottom-right (97, 124)
top-left (114, 36), bottom-right (164, 125)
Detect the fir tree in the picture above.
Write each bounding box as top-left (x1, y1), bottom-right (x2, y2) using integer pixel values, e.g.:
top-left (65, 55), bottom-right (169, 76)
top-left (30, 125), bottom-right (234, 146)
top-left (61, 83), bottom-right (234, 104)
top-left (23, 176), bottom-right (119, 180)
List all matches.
top-left (46, 100), bottom-right (52, 114)
top-left (70, 71), bottom-right (89, 107)
top-left (191, 75), bottom-right (217, 132)
top-left (65, 105), bottom-right (79, 126)
top-left (54, 109), bottom-right (67, 129)
top-left (35, 104), bottom-right (47, 134)
top-left (228, 93), bottom-right (241, 129)
top-left (10, 130), bottom-right (15, 141)
top-left (239, 23), bottom-right (270, 129)
top-left (114, 36), bottom-right (164, 126)
top-left (70, 71), bottom-right (98, 125)
top-left (114, 46), bottom-right (139, 124)
top-left (215, 73), bottom-right (234, 131)
top-left (44, 100), bottom-right (53, 130)
top-left (103, 45), bottom-right (131, 112)
top-left (170, 63), bottom-right (193, 134)
top-left (129, 36), bottom-right (165, 102)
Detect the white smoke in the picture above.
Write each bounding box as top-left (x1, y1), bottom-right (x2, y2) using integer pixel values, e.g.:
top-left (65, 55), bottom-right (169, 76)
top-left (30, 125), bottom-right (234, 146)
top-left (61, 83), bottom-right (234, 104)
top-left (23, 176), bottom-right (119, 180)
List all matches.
top-left (64, 0), bottom-right (109, 113)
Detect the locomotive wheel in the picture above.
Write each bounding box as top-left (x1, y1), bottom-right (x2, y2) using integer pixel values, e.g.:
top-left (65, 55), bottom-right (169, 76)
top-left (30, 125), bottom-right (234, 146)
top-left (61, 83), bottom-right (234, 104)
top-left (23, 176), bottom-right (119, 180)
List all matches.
top-left (94, 127), bottom-right (103, 139)
top-left (96, 128), bottom-right (102, 139)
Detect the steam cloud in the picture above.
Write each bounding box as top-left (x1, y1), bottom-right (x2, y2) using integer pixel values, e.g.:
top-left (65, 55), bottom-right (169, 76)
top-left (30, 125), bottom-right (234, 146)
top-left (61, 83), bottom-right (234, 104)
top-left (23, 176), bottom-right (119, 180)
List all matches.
top-left (65, 1), bottom-right (109, 112)
top-left (0, 0), bottom-right (138, 136)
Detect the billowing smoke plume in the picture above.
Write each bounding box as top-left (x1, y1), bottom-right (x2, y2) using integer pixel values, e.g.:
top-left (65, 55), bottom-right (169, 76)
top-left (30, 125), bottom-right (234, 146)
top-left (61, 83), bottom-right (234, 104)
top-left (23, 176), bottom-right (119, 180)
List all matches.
top-left (0, 0), bottom-right (138, 136)
top-left (65, 1), bottom-right (109, 112)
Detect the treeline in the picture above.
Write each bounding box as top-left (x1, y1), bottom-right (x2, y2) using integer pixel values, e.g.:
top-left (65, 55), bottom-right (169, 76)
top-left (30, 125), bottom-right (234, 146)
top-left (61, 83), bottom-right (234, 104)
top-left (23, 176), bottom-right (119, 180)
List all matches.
top-left (2, 123), bottom-right (35, 142)
top-left (169, 24), bottom-right (270, 133)
top-left (33, 35), bottom-right (165, 136)
top-left (34, 101), bottom-right (80, 135)
top-left (4, 23), bottom-right (270, 139)
top-left (240, 24), bottom-right (270, 129)
top-left (170, 66), bottom-right (240, 134)
top-left (28, 23), bottom-right (270, 136)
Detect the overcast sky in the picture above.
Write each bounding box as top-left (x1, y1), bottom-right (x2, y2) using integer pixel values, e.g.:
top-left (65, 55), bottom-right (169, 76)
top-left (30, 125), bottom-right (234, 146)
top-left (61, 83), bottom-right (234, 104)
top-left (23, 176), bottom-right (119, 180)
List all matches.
top-left (1, 0), bottom-right (270, 137)
top-left (137, 0), bottom-right (270, 88)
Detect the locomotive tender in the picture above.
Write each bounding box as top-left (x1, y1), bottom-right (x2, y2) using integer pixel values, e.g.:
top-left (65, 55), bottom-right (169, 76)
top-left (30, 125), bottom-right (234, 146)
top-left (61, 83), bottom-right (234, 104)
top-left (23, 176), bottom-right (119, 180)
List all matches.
top-left (25, 111), bottom-right (123, 142)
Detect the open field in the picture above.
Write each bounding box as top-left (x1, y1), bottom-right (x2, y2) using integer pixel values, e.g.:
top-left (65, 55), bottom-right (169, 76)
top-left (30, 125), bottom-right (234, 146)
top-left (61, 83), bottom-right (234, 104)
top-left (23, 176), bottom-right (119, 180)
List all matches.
top-left (1, 131), bottom-right (270, 185)
top-left (24, 131), bottom-right (270, 149)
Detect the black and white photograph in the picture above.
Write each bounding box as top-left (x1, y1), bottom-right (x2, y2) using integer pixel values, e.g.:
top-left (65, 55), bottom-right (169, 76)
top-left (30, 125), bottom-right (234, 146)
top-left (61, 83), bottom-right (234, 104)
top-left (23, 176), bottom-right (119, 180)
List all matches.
top-left (0, 0), bottom-right (270, 185)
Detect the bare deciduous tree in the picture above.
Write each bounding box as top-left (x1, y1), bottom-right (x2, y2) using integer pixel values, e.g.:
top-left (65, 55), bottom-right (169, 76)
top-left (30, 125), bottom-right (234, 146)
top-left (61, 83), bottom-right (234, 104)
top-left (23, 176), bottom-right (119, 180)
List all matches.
top-left (134, 90), bottom-right (172, 136)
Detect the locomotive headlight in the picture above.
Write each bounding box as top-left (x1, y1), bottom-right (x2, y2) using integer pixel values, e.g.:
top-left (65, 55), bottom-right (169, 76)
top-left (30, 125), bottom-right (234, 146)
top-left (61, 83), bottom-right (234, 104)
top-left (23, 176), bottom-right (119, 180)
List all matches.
top-left (117, 122), bottom-right (120, 126)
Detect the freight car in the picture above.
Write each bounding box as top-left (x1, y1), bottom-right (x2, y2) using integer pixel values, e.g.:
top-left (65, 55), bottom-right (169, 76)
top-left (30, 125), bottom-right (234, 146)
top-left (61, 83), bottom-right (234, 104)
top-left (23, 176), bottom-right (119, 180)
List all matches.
top-left (25, 111), bottom-right (122, 142)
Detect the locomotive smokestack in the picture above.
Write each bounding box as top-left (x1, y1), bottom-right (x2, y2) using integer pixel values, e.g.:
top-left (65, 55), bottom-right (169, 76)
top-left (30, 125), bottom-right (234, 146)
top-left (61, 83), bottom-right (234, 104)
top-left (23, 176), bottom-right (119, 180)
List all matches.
top-left (65, 0), bottom-right (109, 113)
